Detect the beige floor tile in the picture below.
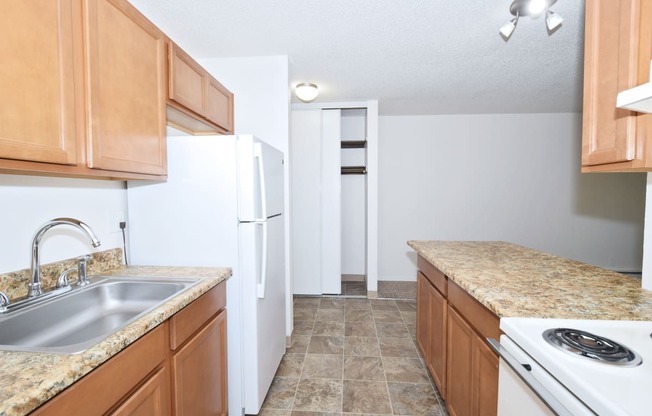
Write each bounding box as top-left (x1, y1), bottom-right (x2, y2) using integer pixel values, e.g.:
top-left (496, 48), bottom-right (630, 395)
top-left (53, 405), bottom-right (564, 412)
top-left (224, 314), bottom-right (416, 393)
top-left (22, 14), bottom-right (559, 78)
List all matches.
top-left (345, 308), bottom-right (373, 322)
top-left (293, 379), bottom-right (343, 412)
top-left (344, 337), bottom-right (381, 357)
top-left (320, 298), bottom-right (347, 309)
top-left (401, 310), bottom-right (417, 325)
top-left (342, 380), bottom-right (392, 414)
top-left (276, 354), bottom-right (305, 377)
top-left (259, 409), bottom-right (292, 416)
top-left (344, 321), bottom-right (376, 337)
top-left (396, 301), bottom-right (417, 311)
top-left (345, 298), bottom-right (371, 310)
top-left (291, 412), bottom-right (341, 416)
top-left (382, 357), bottom-right (430, 383)
top-left (295, 297), bottom-right (321, 309)
top-left (316, 308), bottom-right (345, 322)
top-left (303, 354), bottom-right (344, 379)
top-left (288, 335), bottom-right (311, 354)
top-left (343, 356), bottom-right (384, 381)
top-left (369, 300), bottom-right (398, 310)
top-left (262, 377), bottom-right (300, 410)
top-left (295, 308), bottom-right (318, 321)
top-left (313, 321), bottom-right (345, 337)
top-left (375, 323), bottom-right (410, 338)
top-left (308, 336), bottom-right (344, 354)
top-left (378, 337), bottom-right (419, 358)
top-left (387, 382), bottom-right (442, 415)
top-left (344, 282), bottom-right (367, 296)
top-left (294, 320), bottom-right (315, 336)
top-left (372, 309), bottom-right (404, 324)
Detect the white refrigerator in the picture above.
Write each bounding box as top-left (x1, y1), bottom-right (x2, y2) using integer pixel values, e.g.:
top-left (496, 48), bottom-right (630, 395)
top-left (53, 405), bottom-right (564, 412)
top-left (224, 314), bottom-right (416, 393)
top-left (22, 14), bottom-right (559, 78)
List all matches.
top-left (126, 134), bottom-right (286, 416)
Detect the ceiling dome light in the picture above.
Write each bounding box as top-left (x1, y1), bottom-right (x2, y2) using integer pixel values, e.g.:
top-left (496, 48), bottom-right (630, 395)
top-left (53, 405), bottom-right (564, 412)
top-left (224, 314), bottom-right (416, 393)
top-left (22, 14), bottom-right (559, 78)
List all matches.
top-left (295, 83), bottom-right (319, 102)
top-left (500, 0), bottom-right (562, 39)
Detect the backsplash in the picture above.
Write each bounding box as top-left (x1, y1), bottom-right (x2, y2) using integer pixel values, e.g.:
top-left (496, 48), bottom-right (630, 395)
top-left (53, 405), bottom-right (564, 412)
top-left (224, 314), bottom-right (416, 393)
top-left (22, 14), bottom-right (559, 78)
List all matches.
top-left (0, 248), bottom-right (124, 300)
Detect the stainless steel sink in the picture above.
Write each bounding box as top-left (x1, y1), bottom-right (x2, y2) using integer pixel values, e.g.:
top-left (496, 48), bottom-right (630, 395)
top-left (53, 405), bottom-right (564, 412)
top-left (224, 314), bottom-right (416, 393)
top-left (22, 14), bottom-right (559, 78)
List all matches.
top-left (0, 277), bottom-right (200, 354)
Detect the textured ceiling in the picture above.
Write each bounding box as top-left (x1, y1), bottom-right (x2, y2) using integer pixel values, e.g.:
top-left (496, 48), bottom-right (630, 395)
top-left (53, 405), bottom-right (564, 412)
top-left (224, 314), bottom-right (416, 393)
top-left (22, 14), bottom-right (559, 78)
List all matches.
top-left (129, 0), bottom-right (585, 116)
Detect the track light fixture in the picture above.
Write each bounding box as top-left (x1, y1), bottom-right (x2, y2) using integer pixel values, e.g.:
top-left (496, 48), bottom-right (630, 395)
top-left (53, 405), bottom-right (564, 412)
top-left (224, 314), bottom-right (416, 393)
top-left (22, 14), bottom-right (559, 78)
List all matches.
top-left (499, 0), bottom-right (563, 39)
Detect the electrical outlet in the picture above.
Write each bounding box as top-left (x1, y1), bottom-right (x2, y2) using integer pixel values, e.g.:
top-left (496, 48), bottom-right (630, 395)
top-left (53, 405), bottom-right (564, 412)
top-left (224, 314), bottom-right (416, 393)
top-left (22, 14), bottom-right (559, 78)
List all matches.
top-left (108, 210), bottom-right (126, 234)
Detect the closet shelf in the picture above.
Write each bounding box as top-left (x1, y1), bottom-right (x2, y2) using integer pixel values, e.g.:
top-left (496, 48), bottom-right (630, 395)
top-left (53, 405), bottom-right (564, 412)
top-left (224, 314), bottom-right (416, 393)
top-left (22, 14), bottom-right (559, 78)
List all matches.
top-left (341, 140), bottom-right (367, 149)
top-left (341, 166), bottom-right (367, 175)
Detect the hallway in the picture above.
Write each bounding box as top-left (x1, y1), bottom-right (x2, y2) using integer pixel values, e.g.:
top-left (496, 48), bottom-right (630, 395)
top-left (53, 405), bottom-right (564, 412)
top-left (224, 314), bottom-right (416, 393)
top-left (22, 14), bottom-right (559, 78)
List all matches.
top-left (259, 297), bottom-right (448, 415)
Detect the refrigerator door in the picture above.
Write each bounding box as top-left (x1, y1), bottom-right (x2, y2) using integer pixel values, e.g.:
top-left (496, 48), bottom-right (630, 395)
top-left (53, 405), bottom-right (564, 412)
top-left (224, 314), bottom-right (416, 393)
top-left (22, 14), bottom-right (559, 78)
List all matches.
top-left (238, 135), bottom-right (284, 221)
top-left (239, 214), bottom-right (286, 414)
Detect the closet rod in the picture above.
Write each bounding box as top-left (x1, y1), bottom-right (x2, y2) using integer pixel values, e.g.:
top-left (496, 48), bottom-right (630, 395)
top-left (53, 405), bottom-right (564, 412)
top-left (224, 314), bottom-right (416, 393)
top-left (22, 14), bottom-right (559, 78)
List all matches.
top-left (341, 166), bottom-right (367, 175)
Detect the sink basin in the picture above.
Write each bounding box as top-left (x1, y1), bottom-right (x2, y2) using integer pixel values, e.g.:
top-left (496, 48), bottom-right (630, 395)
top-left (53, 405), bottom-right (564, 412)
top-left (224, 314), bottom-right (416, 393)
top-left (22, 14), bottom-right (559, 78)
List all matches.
top-left (0, 277), bottom-right (199, 354)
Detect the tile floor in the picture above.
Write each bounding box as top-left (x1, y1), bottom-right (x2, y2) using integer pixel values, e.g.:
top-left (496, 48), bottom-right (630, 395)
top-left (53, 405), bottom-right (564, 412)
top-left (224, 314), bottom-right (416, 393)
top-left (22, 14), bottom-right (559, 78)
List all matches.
top-left (258, 296), bottom-right (449, 415)
top-left (340, 281), bottom-right (367, 297)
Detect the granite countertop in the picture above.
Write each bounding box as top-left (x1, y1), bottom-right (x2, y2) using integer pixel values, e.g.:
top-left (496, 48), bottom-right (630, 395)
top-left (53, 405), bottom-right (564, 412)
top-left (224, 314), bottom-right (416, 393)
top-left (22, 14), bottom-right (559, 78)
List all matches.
top-left (408, 240), bottom-right (652, 320)
top-left (0, 265), bottom-right (231, 416)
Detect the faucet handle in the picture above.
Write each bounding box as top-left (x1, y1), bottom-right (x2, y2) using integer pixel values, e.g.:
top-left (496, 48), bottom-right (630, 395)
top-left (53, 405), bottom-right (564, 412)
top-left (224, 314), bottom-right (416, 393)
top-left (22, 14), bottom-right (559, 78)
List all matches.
top-left (57, 268), bottom-right (76, 289)
top-left (76, 255), bottom-right (92, 287)
top-left (0, 292), bottom-right (9, 313)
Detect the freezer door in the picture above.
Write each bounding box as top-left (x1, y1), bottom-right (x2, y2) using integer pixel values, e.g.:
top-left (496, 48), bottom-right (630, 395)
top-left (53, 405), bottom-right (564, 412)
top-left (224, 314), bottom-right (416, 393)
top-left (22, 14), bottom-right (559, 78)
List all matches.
top-left (238, 135), bottom-right (285, 221)
top-left (239, 215), bottom-right (286, 414)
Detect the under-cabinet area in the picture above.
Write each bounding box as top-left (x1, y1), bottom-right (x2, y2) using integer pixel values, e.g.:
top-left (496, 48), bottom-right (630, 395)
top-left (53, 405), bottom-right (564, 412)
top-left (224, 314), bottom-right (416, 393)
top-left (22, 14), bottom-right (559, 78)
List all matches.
top-left (0, 0), bottom-right (233, 181)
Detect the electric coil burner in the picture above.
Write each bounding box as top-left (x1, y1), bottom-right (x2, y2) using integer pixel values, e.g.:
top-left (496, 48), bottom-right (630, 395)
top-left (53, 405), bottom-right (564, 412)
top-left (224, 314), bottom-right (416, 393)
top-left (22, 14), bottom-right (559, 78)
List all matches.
top-left (543, 328), bottom-right (642, 367)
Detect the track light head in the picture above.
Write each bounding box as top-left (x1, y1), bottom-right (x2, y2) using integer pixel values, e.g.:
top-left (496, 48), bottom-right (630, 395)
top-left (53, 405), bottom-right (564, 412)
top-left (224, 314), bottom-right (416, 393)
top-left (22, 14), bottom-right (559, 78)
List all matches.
top-left (499, 17), bottom-right (519, 39)
top-left (546, 10), bottom-right (564, 31)
top-left (501, 0), bottom-right (562, 39)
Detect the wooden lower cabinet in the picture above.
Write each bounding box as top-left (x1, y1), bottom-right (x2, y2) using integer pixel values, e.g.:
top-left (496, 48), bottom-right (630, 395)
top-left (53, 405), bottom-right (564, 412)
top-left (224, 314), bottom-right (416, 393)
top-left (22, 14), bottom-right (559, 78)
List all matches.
top-left (110, 367), bottom-right (168, 416)
top-left (416, 255), bottom-right (499, 416)
top-left (171, 310), bottom-right (228, 416)
top-left (31, 282), bottom-right (227, 416)
top-left (446, 306), bottom-right (498, 416)
top-left (416, 271), bottom-right (447, 398)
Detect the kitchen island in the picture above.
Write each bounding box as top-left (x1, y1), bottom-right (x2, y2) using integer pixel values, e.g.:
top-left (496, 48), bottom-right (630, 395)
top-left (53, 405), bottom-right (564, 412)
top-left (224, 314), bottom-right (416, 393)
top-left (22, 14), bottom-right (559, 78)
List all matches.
top-left (409, 240), bottom-right (652, 320)
top-left (0, 264), bottom-right (231, 416)
top-left (408, 240), bottom-right (652, 416)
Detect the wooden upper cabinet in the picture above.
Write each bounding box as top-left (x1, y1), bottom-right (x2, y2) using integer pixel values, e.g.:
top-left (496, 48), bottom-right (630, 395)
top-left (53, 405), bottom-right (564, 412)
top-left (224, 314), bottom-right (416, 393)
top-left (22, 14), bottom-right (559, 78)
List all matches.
top-left (0, 0), bottom-right (79, 165)
top-left (168, 42), bottom-right (234, 134)
top-left (582, 0), bottom-right (652, 172)
top-left (84, 0), bottom-right (167, 175)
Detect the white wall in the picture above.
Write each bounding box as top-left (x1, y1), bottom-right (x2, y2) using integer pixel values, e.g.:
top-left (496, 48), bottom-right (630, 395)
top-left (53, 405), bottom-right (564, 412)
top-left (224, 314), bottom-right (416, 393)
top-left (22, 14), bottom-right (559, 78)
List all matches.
top-left (0, 175), bottom-right (127, 274)
top-left (378, 113), bottom-right (646, 281)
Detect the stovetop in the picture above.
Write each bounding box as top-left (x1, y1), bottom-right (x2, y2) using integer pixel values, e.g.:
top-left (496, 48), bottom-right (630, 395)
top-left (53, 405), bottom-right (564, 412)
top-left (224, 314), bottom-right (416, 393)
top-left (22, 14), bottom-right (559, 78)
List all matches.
top-left (501, 318), bottom-right (652, 416)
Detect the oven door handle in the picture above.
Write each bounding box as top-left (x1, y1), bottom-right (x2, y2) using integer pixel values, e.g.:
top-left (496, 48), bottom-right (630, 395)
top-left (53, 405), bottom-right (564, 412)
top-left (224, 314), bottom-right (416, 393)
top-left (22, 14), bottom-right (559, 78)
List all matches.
top-left (488, 338), bottom-right (575, 416)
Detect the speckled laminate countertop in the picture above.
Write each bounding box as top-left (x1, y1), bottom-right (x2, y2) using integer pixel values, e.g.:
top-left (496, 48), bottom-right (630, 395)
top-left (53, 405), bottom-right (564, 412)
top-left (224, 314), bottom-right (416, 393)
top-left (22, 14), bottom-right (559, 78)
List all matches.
top-left (408, 240), bottom-right (652, 320)
top-left (0, 265), bottom-right (231, 416)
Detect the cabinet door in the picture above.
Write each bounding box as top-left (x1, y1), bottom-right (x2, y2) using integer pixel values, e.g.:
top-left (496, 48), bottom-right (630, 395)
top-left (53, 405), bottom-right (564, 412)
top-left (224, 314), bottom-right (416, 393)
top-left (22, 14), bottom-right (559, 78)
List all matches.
top-left (205, 77), bottom-right (234, 132)
top-left (447, 306), bottom-right (473, 416)
top-left (0, 0), bottom-right (78, 165)
top-left (110, 367), bottom-right (168, 416)
top-left (169, 43), bottom-right (206, 117)
top-left (85, 0), bottom-right (167, 175)
top-left (416, 272), bottom-right (430, 358)
top-left (472, 337), bottom-right (499, 416)
top-left (172, 310), bottom-right (228, 416)
top-left (427, 282), bottom-right (447, 399)
top-left (582, 0), bottom-right (649, 168)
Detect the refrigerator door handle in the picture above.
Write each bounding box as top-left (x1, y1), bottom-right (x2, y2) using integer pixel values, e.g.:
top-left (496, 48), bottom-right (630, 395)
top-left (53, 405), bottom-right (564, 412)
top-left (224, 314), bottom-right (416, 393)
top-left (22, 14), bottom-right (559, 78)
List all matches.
top-left (257, 221), bottom-right (268, 299)
top-left (254, 143), bottom-right (268, 221)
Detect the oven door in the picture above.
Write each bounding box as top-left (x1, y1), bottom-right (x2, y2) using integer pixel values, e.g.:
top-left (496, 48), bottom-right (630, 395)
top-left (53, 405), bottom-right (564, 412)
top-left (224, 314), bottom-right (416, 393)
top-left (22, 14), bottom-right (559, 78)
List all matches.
top-left (490, 336), bottom-right (596, 416)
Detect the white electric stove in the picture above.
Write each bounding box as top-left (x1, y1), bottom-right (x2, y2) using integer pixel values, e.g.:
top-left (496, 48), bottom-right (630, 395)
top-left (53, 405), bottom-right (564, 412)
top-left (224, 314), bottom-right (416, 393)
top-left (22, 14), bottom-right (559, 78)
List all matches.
top-left (495, 318), bottom-right (652, 416)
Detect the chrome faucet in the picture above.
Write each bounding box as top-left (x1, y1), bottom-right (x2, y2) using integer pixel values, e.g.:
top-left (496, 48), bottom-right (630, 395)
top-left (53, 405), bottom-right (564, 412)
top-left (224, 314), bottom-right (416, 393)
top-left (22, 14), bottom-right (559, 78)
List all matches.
top-left (29, 218), bottom-right (101, 298)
